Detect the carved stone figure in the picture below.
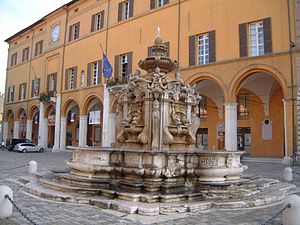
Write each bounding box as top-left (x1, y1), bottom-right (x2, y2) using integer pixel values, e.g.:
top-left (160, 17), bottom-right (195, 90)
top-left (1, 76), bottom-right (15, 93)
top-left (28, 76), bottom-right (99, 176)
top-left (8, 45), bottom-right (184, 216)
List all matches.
top-left (152, 100), bottom-right (160, 150)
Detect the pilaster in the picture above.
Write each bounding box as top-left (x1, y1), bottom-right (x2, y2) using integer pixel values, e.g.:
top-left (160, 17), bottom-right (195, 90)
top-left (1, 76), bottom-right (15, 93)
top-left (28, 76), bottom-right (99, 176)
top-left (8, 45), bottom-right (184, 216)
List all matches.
top-left (53, 94), bottom-right (61, 152)
top-left (13, 121), bottom-right (19, 139)
top-left (26, 120), bottom-right (33, 141)
top-left (60, 116), bottom-right (67, 150)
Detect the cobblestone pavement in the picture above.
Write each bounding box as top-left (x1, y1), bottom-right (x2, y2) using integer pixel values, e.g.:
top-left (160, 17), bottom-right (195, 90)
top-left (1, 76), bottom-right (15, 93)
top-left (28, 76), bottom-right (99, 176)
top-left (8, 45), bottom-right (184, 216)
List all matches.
top-left (0, 149), bottom-right (299, 225)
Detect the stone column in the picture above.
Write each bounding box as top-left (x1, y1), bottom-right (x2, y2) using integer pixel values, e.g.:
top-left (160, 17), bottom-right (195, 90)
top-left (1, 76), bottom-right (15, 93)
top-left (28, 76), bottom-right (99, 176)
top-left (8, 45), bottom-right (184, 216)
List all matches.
top-left (224, 103), bottom-right (238, 151)
top-left (60, 117), bottom-right (67, 150)
top-left (102, 84), bottom-right (110, 147)
top-left (26, 120), bottom-right (33, 141)
top-left (79, 115), bottom-right (88, 147)
top-left (53, 94), bottom-right (61, 152)
top-left (2, 122), bottom-right (8, 143)
top-left (13, 121), bottom-right (19, 139)
top-left (38, 102), bottom-right (47, 147)
top-left (108, 113), bottom-right (117, 146)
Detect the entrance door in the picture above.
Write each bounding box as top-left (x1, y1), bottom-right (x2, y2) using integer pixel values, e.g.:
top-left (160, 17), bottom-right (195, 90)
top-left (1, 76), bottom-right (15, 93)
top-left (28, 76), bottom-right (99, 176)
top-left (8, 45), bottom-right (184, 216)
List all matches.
top-left (237, 127), bottom-right (251, 154)
top-left (196, 128), bottom-right (208, 150)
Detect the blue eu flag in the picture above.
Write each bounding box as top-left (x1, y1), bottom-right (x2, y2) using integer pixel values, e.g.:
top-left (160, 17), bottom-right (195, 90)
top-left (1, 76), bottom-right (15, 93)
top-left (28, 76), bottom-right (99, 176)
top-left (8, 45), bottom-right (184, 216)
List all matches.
top-left (103, 53), bottom-right (113, 79)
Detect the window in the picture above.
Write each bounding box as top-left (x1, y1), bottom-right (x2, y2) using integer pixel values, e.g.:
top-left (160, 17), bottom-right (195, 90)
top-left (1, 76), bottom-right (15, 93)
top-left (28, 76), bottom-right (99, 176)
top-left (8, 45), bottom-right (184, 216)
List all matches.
top-left (47, 73), bottom-right (57, 93)
top-left (11, 53), bottom-right (17, 66)
top-left (31, 78), bottom-right (40, 97)
top-left (65, 67), bottom-right (77, 90)
top-left (35, 40), bottom-right (43, 56)
top-left (197, 33), bottom-right (209, 65)
top-left (69, 22), bottom-right (80, 41)
top-left (19, 83), bottom-right (27, 100)
top-left (238, 94), bottom-right (249, 119)
top-left (93, 62), bottom-right (99, 85)
top-left (118, 0), bottom-right (133, 21)
top-left (189, 31), bottom-right (215, 66)
top-left (70, 68), bottom-right (75, 89)
top-left (121, 54), bottom-right (128, 83)
top-left (249, 21), bottom-right (264, 56)
top-left (8, 86), bottom-right (14, 103)
top-left (87, 61), bottom-right (102, 86)
top-left (22, 47), bottom-right (30, 62)
top-left (150, 0), bottom-right (169, 9)
top-left (199, 96), bottom-right (208, 120)
top-left (91, 11), bottom-right (104, 32)
top-left (239, 18), bottom-right (272, 57)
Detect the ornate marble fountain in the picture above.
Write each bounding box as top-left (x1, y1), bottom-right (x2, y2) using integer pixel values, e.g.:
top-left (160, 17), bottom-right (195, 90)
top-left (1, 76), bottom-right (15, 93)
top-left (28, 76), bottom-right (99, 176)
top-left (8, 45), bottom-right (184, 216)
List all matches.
top-left (23, 35), bottom-right (295, 216)
top-left (65, 36), bottom-right (247, 201)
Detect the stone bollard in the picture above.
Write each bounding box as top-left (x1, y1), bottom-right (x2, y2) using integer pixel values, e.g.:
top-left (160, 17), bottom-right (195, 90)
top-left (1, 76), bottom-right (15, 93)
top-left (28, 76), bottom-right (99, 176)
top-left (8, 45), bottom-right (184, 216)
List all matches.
top-left (28, 161), bottom-right (37, 174)
top-left (283, 195), bottom-right (300, 225)
top-left (0, 185), bottom-right (13, 218)
top-left (283, 167), bottom-right (293, 182)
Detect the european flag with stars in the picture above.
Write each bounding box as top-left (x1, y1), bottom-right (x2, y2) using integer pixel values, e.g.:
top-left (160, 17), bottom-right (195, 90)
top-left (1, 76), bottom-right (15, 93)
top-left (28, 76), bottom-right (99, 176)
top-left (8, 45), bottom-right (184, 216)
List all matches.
top-left (103, 53), bottom-right (113, 79)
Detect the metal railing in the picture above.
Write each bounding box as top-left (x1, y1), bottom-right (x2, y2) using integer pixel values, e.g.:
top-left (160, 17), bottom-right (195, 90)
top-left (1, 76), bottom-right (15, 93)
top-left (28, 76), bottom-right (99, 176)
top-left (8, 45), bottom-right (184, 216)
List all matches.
top-left (261, 204), bottom-right (291, 225)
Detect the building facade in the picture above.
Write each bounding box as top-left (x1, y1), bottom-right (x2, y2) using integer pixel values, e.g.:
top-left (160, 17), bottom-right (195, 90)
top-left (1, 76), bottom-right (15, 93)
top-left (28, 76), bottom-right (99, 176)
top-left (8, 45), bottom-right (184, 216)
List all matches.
top-left (3, 0), bottom-right (300, 157)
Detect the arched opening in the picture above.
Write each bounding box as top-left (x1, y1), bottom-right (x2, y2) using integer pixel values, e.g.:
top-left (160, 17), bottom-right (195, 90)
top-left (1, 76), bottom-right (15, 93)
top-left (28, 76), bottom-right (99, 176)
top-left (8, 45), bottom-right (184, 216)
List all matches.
top-left (29, 105), bottom-right (39, 144)
top-left (234, 72), bottom-right (285, 157)
top-left (45, 104), bottom-right (56, 148)
top-left (193, 79), bottom-right (225, 150)
top-left (83, 96), bottom-right (103, 147)
top-left (17, 108), bottom-right (27, 139)
top-left (6, 109), bottom-right (14, 141)
top-left (64, 100), bottom-right (80, 147)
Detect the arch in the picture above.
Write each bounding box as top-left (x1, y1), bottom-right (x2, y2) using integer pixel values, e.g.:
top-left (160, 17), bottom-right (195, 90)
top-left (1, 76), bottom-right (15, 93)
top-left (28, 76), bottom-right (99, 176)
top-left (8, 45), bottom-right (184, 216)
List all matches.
top-left (184, 72), bottom-right (228, 101)
top-left (81, 93), bottom-right (103, 115)
top-left (44, 103), bottom-right (55, 118)
top-left (6, 108), bottom-right (15, 121)
top-left (62, 98), bottom-right (80, 116)
top-left (17, 106), bottom-right (27, 119)
top-left (228, 64), bottom-right (288, 101)
top-left (28, 104), bottom-right (39, 120)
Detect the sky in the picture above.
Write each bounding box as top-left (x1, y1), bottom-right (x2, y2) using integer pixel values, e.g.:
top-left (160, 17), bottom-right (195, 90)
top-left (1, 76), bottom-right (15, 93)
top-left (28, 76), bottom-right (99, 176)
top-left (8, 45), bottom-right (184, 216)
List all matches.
top-left (0, 0), bottom-right (71, 94)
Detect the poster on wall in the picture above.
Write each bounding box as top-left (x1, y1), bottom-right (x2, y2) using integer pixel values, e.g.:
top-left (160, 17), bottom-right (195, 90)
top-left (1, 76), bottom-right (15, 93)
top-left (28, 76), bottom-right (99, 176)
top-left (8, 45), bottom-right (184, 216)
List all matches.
top-left (89, 111), bottom-right (101, 125)
top-left (262, 119), bottom-right (272, 140)
top-left (48, 115), bottom-right (56, 126)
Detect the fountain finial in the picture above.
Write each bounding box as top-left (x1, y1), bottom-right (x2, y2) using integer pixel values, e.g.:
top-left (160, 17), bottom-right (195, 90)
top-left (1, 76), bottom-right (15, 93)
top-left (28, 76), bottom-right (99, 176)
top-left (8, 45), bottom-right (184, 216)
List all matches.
top-left (157, 27), bottom-right (160, 37)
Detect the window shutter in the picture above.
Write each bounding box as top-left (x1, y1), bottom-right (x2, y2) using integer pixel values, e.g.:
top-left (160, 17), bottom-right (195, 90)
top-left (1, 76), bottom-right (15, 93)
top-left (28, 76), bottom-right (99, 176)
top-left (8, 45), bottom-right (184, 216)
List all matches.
top-left (39, 41), bottom-right (43, 55)
top-left (68, 25), bottom-right (72, 42)
top-left (209, 30), bottom-right (216, 63)
top-left (37, 78), bottom-right (40, 96)
top-left (239, 23), bottom-right (247, 57)
top-left (129, 0), bottom-right (134, 18)
top-left (35, 43), bottom-right (38, 56)
top-left (114, 55), bottom-right (120, 80)
top-left (47, 75), bottom-right (50, 93)
top-left (24, 83), bottom-right (27, 100)
top-left (19, 84), bottom-right (22, 100)
top-left (100, 11), bottom-right (105, 29)
top-left (263, 17), bottom-right (272, 54)
top-left (150, 0), bottom-right (155, 9)
top-left (118, 2), bottom-right (123, 22)
top-left (189, 35), bottom-right (196, 66)
top-left (87, 63), bottom-right (92, 86)
top-left (76, 22), bottom-right (80, 39)
top-left (22, 49), bottom-right (25, 62)
top-left (127, 52), bottom-right (133, 74)
top-left (98, 60), bottom-right (102, 84)
top-left (148, 46), bottom-right (152, 57)
top-left (91, 14), bottom-right (96, 32)
top-left (74, 66), bottom-right (77, 89)
top-left (164, 41), bottom-right (170, 57)
top-left (65, 69), bottom-right (69, 90)
top-left (164, 0), bottom-right (169, 4)
top-left (53, 73), bottom-right (57, 92)
top-left (31, 80), bottom-right (34, 97)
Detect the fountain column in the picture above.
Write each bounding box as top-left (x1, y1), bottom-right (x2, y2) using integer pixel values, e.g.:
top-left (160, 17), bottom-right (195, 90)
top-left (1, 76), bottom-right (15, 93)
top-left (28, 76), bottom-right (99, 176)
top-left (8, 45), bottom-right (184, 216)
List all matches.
top-left (79, 115), bottom-right (88, 147)
top-left (224, 102), bottom-right (238, 151)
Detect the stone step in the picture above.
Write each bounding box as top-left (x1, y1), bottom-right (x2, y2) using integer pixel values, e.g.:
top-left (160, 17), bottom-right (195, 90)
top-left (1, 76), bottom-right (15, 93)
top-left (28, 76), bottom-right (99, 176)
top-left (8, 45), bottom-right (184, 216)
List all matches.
top-left (39, 178), bottom-right (104, 194)
top-left (54, 173), bottom-right (109, 187)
